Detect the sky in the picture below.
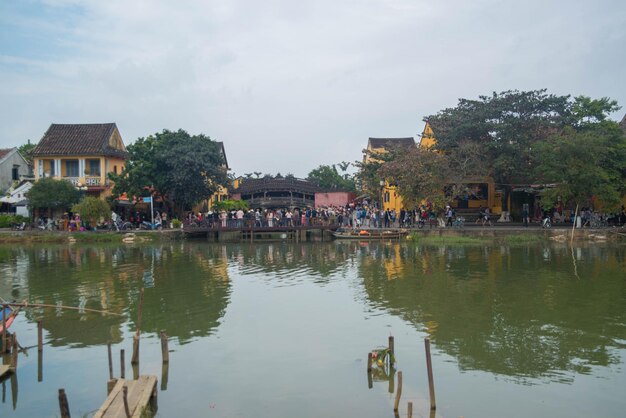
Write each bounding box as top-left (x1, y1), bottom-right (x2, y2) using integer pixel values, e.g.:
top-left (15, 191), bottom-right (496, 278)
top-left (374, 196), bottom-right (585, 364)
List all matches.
top-left (1, 0), bottom-right (625, 177)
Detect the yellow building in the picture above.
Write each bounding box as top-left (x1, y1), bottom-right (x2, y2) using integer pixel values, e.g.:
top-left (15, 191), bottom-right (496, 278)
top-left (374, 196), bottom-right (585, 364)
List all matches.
top-left (365, 137), bottom-right (416, 212)
top-left (32, 123), bottom-right (127, 199)
top-left (197, 141), bottom-right (229, 211)
top-left (419, 122), bottom-right (501, 214)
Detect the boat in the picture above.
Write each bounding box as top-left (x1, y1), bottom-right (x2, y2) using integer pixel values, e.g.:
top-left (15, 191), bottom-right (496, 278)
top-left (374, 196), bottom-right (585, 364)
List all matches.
top-left (0, 302), bottom-right (19, 334)
top-left (331, 228), bottom-right (409, 240)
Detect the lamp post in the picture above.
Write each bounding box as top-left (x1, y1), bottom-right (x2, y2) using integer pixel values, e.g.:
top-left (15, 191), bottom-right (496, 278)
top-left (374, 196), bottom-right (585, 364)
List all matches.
top-left (379, 179), bottom-right (385, 211)
top-left (76, 182), bottom-right (87, 199)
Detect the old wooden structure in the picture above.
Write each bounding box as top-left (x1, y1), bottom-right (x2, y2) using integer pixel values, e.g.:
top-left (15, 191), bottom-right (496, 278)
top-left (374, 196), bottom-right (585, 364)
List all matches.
top-left (94, 376), bottom-right (158, 418)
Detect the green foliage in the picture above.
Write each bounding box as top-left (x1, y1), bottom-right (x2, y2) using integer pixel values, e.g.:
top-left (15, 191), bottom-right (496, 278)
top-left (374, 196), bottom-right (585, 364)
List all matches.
top-left (109, 129), bottom-right (228, 216)
top-left (71, 197), bottom-right (111, 225)
top-left (213, 199), bottom-right (249, 212)
top-left (534, 122), bottom-right (626, 211)
top-left (307, 164), bottom-right (356, 192)
top-left (18, 140), bottom-right (37, 164)
top-left (171, 219), bottom-right (182, 229)
top-left (0, 214), bottom-right (30, 228)
top-left (27, 178), bottom-right (81, 210)
top-left (370, 347), bottom-right (396, 368)
top-left (353, 150), bottom-right (395, 196)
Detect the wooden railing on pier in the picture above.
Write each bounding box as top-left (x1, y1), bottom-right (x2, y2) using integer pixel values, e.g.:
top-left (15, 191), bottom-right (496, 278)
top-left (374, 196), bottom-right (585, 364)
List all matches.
top-left (94, 376), bottom-right (157, 418)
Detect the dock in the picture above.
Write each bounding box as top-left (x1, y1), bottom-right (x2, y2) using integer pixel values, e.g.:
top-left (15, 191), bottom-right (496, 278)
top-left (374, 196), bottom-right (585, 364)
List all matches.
top-left (94, 376), bottom-right (157, 418)
top-left (0, 364), bottom-right (10, 379)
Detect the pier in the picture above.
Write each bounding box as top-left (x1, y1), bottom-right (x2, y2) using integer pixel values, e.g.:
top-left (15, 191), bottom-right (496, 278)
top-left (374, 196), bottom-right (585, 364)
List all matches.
top-left (94, 376), bottom-right (157, 418)
top-left (182, 224), bottom-right (339, 242)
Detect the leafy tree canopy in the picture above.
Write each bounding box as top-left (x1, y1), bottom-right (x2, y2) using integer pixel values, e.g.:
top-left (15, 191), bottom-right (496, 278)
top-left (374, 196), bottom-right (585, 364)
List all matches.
top-left (534, 122), bottom-right (626, 211)
top-left (110, 129), bottom-right (228, 216)
top-left (72, 196), bottom-right (112, 225)
top-left (18, 140), bottom-right (37, 164)
top-left (307, 164), bottom-right (356, 192)
top-left (213, 199), bottom-right (249, 212)
top-left (27, 178), bottom-right (81, 211)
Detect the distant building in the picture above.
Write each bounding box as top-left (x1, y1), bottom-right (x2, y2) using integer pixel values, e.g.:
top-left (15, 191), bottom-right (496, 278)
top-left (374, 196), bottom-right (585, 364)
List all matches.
top-left (314, 191), bottom-right (357, 208)
top-left (32, 123), bottom-right (128, 199)
top-left (0, 148), bottom-right (31, 193)
top-left (231, 177), bottom-right (321, 209)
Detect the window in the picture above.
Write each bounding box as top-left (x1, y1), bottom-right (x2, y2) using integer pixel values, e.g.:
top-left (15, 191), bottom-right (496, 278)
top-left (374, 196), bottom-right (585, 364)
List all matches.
top-left (87, 159), bottom-right (101, 176)
top-left (65, 160), bottom-right (79, 177)
top-left (12, 166), bottom-right (19, 181)
top-left (114, 165), bottom-right (117, 174)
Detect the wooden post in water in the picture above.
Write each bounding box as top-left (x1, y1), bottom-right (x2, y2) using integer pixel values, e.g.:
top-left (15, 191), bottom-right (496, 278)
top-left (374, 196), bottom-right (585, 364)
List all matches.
top-left (160, 330), bottom-right (169, 363)
top-left (107, 342), bottom-right (114, 380)
top-left (38, 350), bottom-right (43, 382)
top-left (425, 338), bottom-right (437, 410)
top-left (122, 385), bottom-right (131, 418)
top-left (388, 336), bottom-right (395, 367)
top-left (367, 352), bottom-right (372, 372)
top-left (131, 288), bottom-right (144, 365)
top-left (37, 320), bottom-right (43, 352)
top-left (58, 388), bottom-right (71, 418)
top-left (407, 401), bottom-right (413, 418)
top-left (120, 349), bottom-right (125, 379)
top-left (9, 333), bottom-right (18, 372)
top-left (393, 371), bottom-right (403, 412)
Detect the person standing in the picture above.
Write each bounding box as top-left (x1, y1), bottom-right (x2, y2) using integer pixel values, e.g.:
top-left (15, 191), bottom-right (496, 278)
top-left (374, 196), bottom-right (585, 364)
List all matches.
top-left (522, 203), bottom-right (529, 227)
top-left (446, 206), bottom-right (453, 227)
top-left (482, 207), bottom-right (492, 226)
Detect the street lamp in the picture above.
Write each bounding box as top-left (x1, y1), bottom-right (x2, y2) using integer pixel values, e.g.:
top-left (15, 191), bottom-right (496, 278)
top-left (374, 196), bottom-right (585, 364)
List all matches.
top-left (76, 182), bottom-right (87, 199)
top-left (379, 179), bottom-right (385, 210)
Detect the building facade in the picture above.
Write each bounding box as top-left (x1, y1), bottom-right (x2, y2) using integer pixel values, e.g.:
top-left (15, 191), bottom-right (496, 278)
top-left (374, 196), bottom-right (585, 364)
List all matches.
top-left (32, 123), bottom-right (127, 199)
top-left (0, 148), bottom-right (31, 193)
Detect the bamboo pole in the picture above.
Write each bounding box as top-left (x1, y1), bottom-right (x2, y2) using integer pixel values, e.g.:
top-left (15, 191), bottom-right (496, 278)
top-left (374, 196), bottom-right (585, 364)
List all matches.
top-left (407, 402), bottom-right (413, 418)
top-left (58, 388), bottom-right (71, 418)
top-left (5, 302), bottom-right (122, 316)
top-left (367, 352), bottom-right (372, 372)
top-left (393, 371), bottom-right (403, 412)
top-left (10, 333), bottom-right (18, 372)
top-left (425, 338), bottom-right (436, 410)
top-left (38, 350), bottom-right (43, 382)
top-left (571, 203), bottom-right (579, 244)
top-left (388, 336), bottom-right (395, 367)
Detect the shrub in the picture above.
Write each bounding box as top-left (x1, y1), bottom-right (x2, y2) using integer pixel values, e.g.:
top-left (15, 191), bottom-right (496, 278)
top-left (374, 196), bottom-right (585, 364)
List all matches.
top-left (0, 214), bottom-right (30, 228)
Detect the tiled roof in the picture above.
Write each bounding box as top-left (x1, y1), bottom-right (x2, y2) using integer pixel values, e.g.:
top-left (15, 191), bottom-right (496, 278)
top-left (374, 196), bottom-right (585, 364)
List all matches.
top-left (0, 149), bottom-right (13, 159)
top-left (368, 137), bottom-right (415, 150)
top-left (620, 114), bottom-right (626, 133)
top-left (235, 177), bottom-right (322, 194)
top-left (33, 123), bottom-right (127, 158)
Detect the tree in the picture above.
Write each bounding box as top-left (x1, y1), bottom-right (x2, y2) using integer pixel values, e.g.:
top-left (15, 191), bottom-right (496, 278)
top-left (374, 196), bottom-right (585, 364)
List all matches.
top-left (534, 122), bottom-right (626, 212)
top-left (353, 150), bottom-right (396, 197)
top-left (426, 90), bottom-right (622, 210)
top-left (27, 178), bottom-right (81, 215)
top-left (18, 140), bottom-right (37, 165)
top-left (109, 129), bottom-right (228, 217)
top-left (307, 164), bottom-right (356, 191)
top-left (72, 196), bottom-right (111, 227)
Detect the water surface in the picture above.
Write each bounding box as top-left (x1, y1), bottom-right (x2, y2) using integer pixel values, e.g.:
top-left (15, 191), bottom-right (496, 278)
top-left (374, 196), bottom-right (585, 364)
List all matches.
top-left (0, 241), bottom-right (624, 417)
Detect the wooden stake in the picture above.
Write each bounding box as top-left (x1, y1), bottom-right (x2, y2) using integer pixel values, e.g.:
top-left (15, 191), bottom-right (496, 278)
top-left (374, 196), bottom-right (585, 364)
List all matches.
top-left (425, 338), bottom-right (437, 410)
top-left (161, 361), bottom-right (169, 391)
top-left (131, 334), bottom-right (140, 365)
top-left (388, 336), bottom-right (395, 366)
top-left (367, 352), bottom-right (372, 372)
top-left (9, 333), bottom-right (18, 372)
top-left (160, 330), bottom-right (169, 363)
top-left (38, 350), bottom-right (43, 382)
top-left (131, 289), bottom-right (144, 365)
top-left (107, 342), bottom-right (114, 380)
top-left (407, 401), bottom-right (413, 418)
top-left (120, 349), bottom-right (125, 379)
top-left (122, 386), bottom-right (131, 418)
top-left (37, 320), bottom-right (43, 352)
top-left (393, 371), bottom-right (403, 412)
top-left (58, 388), bottom-right (71, 418)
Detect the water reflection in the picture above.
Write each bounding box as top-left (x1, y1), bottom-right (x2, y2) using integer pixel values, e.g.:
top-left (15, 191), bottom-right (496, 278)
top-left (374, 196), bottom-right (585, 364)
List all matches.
top-left (0, 241), bottom-right (624, 385)
top-left (358, 242), bottom-right (626, 383)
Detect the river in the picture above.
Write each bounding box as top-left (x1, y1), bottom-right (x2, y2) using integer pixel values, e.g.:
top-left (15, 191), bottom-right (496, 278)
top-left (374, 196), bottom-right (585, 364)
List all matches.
top-left (0, 241), bottom-right (625, 417)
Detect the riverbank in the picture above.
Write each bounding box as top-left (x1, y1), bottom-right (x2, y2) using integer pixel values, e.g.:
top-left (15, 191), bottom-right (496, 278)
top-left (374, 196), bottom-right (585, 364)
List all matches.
top-left (0, 226), bottom-right (623, 244)
top-left (0, 229), bottom-right (185, 244)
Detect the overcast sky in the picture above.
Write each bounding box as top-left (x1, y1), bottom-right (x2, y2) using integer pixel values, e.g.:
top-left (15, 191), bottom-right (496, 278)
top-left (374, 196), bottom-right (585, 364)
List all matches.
top-left (1, 0), bottom-right (625, 177)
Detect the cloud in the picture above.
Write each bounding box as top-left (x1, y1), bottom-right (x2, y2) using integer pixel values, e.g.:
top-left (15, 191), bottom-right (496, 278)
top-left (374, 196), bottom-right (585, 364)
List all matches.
top-left (1, 0), bottom-right (625, 176)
